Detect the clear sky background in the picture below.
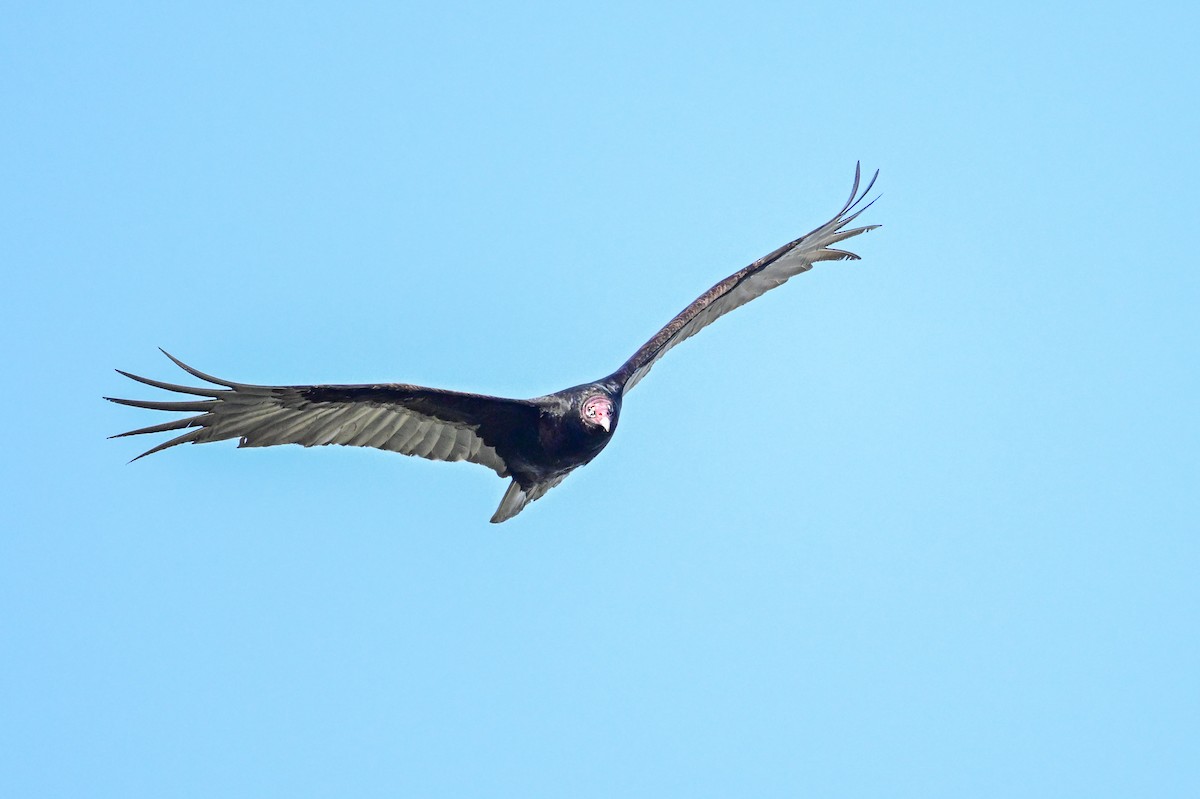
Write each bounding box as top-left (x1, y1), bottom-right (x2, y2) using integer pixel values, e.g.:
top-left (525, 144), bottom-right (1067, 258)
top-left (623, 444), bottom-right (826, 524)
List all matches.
top-left (2, 3), bottom-right (1197, 797)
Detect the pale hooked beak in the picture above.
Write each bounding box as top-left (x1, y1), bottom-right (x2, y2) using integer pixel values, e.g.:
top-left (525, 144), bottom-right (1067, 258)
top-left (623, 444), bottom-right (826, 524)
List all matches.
top-left (598, 415), bottom-right (611, 433)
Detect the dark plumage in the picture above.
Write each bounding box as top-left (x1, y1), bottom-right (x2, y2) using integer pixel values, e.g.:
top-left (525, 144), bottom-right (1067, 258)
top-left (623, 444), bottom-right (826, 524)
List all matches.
top-left (108, 165), bottom-right (879, 522)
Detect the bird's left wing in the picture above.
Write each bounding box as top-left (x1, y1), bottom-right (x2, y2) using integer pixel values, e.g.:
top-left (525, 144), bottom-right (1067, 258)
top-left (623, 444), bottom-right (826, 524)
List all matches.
top-left (608, 164), bottom-right (879, 393)
top-left (107, 350), bottom-right (541, 476)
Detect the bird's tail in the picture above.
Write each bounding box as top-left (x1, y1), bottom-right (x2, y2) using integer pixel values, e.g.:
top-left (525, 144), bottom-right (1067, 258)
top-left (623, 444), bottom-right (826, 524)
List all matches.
top-left (490, 480), bottom-right (529, 523)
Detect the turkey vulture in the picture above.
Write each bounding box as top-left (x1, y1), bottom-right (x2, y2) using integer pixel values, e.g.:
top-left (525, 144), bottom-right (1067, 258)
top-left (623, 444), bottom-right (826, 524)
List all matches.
top-left (108, 165), bottom-right (879, 522)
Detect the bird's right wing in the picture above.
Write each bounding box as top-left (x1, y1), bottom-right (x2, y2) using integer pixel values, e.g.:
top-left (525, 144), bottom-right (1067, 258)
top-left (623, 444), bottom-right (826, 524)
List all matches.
top-left (106, 350), bottom-right (542, 477)
top-left (608, 164), bottom-right (879, 393)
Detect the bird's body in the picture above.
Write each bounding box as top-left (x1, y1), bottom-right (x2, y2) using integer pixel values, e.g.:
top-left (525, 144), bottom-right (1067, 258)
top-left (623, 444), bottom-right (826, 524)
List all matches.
top-left (109, 166), bottom-right (879, 522)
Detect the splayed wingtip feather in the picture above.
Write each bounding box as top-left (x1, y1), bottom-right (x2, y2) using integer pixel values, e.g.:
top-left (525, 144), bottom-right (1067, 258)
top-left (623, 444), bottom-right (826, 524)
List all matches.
top-left (158, 348), bottom-right (242, 389)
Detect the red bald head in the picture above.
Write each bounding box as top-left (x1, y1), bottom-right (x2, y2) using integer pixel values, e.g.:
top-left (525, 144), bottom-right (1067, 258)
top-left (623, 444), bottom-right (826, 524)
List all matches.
top-left (581, 395), bottom-right (613, 433)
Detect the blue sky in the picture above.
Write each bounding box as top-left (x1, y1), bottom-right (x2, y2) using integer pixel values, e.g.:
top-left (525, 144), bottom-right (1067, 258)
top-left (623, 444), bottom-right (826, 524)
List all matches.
top-left (2, 2), bottom-right (1197, 796)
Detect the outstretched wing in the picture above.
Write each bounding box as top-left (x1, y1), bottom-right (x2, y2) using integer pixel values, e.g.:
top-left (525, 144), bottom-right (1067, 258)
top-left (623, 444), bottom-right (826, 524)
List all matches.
top-left (608, 164), bottom-right (880, 393)
top-left (106, 350), bottom-right (541, 477)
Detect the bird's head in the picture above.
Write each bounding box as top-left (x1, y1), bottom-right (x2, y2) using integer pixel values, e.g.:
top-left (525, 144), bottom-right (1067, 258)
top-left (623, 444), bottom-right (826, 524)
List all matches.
top-left (580, 394), bottom-right (615, 434)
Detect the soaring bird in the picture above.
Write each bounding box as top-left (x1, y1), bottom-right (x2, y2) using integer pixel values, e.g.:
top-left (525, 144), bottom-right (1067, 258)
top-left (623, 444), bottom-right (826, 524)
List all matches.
top-left (108, 165), bottom-right (879, 522)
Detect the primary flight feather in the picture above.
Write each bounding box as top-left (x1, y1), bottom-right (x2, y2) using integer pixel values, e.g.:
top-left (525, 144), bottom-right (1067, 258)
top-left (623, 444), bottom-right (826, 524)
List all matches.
top-left (108, 164), bottom-right (880, 522)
